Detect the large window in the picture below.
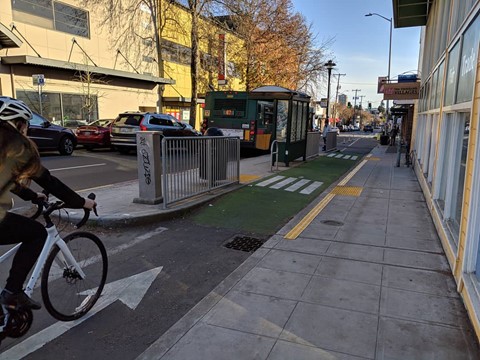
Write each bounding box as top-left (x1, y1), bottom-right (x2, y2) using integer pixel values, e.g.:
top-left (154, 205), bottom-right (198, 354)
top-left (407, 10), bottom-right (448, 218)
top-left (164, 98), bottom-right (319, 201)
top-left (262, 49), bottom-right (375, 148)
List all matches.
top-left (434, 112), bottom-right (470, 242)
top-left (12, 0), bottom-right (89, 37)
top-left (16, 90), bottom-right (98, 123)
top-left (276, 100), bottom-right (288, 141)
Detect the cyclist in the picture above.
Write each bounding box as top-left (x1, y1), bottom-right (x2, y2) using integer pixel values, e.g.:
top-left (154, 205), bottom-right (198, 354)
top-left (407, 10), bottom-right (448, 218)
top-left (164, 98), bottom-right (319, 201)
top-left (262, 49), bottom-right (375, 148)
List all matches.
top-left (0, 96), bottom-right (96, 311)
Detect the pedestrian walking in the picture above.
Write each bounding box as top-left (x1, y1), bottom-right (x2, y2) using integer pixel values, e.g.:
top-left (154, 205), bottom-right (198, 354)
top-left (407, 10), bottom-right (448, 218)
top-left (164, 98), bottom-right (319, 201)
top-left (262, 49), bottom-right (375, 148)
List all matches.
top-left (322, 120), bottom-right (331, 151)
top-left (390, 125), bottom-right (398, 146)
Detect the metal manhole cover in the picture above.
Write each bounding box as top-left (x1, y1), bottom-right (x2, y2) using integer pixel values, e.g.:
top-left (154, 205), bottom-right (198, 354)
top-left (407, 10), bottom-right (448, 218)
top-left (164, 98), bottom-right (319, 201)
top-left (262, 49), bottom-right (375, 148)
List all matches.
top-left (224, 236), bottom-right (264, 253)
top-left (321, 220), bottom-right (344, 226)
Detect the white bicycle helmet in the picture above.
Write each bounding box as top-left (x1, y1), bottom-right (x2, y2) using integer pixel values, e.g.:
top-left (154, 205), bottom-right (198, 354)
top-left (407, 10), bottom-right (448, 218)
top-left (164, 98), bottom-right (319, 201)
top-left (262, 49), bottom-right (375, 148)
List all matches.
top-left (0, 96), bottom-right (33, 122)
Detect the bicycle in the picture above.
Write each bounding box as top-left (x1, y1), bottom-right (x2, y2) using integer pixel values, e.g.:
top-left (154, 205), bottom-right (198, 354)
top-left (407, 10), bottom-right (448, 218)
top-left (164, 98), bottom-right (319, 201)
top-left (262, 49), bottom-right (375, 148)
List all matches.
top-left (0, 193), bottom-right (108, 345)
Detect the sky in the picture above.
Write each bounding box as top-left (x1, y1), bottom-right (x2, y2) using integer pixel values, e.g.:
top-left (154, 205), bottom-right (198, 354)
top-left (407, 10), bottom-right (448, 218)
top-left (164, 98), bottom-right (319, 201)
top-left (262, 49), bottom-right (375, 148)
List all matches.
top-left (291, 0), bottom-right (421, 108)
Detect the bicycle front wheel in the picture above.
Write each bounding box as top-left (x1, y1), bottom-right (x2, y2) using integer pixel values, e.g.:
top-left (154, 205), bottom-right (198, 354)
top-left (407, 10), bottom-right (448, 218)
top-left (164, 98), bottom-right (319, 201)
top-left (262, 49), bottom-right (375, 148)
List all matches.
top-left (41, 231), bottom-right (108, 321)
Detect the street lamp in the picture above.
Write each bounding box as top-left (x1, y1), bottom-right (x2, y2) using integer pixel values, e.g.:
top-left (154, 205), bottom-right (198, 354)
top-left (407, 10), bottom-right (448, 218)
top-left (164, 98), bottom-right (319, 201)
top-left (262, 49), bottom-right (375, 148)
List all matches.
top-left (365, 12), bottom-right (392, 123)
top-left (324, 60), bottom-right (336, 127)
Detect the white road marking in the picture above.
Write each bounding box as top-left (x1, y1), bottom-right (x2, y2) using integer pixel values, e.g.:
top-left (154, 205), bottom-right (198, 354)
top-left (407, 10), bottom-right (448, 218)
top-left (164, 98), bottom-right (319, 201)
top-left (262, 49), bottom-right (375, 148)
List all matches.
top-left (270, 177), bottom-right (297, 189)
top-left (327, 153), bottom-right (336, 157)
top-left (343, 155), bottom-right (351, 159)
top-left (299, 181), bottom-right (323, 194)
top-left (50, 163), bottom-right (107, 172)
top-left (256, 175), bottom-right (285, 187)
top-left (351, 156), bottom-right (358, 160)
top-left (0, 267), bottom-right (163, 360)
top-left (285, 179), bottom-right (311, 192)
top-left (335, 154), bottom-right (344, 158)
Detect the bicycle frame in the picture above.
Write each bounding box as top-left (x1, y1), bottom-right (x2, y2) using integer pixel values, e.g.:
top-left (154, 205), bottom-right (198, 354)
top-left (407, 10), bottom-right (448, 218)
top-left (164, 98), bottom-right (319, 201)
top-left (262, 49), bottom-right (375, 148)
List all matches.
top-left (0, 224), bottom-right (86, 298)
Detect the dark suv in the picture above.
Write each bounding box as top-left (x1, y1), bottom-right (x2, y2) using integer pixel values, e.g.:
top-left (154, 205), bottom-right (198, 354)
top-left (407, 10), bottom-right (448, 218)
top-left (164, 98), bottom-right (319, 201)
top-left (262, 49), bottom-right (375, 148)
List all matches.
top-left (28, 112), bottom-right (77, 155)
top-left (363, 124), bottom-right (374, 132)
top-left (110, 112), bottom-right (200, 153)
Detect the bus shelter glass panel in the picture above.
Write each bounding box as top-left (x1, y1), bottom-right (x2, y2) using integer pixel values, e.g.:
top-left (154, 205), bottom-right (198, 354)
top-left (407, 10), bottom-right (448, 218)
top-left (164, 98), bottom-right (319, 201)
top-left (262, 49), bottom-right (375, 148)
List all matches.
top-left (276, 100), bottom-right (288, 141)
top-left (290, 101), bottom-right (298, 142)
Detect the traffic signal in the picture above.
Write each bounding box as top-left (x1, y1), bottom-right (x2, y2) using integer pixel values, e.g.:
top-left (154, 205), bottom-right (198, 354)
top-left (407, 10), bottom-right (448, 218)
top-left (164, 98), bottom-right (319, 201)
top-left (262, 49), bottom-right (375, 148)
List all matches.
top-left (347, 102), bottom-right (352, 108)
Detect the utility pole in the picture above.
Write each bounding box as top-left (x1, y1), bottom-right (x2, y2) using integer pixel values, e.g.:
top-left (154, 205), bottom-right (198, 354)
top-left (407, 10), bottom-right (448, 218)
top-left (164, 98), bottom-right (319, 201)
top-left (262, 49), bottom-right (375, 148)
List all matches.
top-left (351, 89), bottom-right (361, 125)
top-left (358, 95), bottom-right (366, 127)
top-left (333, 73), bottom-right (346, 123)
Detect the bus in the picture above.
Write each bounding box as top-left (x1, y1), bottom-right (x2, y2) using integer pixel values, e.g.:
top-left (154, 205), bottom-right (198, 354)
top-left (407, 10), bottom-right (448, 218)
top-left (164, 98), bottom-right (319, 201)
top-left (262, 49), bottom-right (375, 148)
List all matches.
top-left (202, 86), bottom-right (311, 152)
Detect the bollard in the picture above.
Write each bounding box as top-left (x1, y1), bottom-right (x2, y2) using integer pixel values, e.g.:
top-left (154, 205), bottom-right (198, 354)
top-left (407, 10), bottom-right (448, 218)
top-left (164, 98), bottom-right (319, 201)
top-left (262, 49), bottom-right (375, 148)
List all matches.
top-left (133, 131), bottom-right (163, 204)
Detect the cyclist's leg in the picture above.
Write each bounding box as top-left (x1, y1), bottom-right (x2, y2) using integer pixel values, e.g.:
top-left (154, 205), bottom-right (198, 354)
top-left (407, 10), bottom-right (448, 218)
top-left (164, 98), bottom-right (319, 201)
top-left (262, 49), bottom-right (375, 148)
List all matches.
top-left (0, 212), bottom-right (46, 309)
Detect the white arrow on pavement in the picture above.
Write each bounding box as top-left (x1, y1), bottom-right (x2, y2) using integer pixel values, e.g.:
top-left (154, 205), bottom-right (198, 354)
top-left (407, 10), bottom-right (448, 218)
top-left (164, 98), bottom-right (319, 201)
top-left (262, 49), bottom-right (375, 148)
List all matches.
top-left (0, 266), bottom-right (163, 360)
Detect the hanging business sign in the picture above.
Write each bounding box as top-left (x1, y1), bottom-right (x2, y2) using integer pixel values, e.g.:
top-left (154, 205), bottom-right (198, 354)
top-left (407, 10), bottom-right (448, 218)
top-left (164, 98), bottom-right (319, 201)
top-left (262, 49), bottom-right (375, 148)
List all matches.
top-left (383, 82), bottom-right (420, 100)
top-left (377, 76), bottom-right (387, 93)
top-left (319, 98), bottom-right (328, 108)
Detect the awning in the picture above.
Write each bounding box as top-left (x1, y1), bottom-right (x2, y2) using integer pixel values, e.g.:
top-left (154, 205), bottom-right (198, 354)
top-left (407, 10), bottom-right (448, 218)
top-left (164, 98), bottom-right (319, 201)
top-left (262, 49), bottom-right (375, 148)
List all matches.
top-left (0, 23), bottom-right (22, 49)
top-left (1, 55), bottom-right (175, 85)
top-left (392, 0), bottom-right (432, 28)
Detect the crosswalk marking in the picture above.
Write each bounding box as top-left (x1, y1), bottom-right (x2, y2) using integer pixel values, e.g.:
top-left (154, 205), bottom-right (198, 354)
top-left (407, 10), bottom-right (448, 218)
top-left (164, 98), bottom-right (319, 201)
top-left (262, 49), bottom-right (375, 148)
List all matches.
top-left (300, 181), bottom-right (323, 194)
top-left (335, 154), bottom-right (344, 158)
top-left (271, 177), bottom-right (297, 189)
top-left (256, 175), bottom-right (285, 187)
top-left (327, 153), bottom-right (336, 157)
top-left (350, 155), bottom-right (358, 160)
top-left (343, 155), bottom-right (351, 159)
top-left (285, 179), bottom-right (311, 192)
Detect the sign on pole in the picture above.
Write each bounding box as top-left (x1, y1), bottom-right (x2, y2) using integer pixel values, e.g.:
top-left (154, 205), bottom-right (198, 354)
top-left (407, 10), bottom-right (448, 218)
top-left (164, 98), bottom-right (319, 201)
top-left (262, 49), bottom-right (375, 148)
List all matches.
top-left (32, 74), bottom-right (45, 86)
top-left (319, 98), bottom-right (328, 108)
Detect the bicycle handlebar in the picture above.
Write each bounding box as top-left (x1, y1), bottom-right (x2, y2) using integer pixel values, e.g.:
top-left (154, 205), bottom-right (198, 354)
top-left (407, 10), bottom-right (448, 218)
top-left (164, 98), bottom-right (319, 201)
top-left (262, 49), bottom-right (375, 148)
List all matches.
top-left (31, 192), bottom-right (97, 229)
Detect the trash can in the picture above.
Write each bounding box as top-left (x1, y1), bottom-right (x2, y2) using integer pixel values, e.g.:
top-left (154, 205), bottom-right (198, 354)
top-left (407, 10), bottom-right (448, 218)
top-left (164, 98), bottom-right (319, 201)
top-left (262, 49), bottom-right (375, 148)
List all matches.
top-left (380, 134), bottom-right (389, 145)
top-left (199, 127), bottom-right (227, 185)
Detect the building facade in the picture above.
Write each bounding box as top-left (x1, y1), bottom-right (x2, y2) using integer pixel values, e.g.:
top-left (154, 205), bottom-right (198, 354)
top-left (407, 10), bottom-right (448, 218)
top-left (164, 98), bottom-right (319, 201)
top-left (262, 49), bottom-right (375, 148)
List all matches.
top-left (0, 0), bottom-right (245, 128)
top-left (394, 0), bottom-right (480, 341)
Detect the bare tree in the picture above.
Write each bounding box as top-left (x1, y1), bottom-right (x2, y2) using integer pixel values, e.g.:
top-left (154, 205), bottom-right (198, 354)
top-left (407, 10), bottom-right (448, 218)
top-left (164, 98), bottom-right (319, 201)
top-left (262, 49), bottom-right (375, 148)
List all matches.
top-left (81, 0), bottom-right (183, 112)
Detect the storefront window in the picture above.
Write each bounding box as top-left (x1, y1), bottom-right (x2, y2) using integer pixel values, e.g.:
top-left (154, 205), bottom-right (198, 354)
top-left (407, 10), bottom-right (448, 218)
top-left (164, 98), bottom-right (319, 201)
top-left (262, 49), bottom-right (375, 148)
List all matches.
top-left (451, 113), bottom-right (470, 235)
top-left (457, 15), bottom-right (480, 104)
top-left (16, 90), bottom-right (98, 123)
top-left (444, 41), bottom-right (461, 106)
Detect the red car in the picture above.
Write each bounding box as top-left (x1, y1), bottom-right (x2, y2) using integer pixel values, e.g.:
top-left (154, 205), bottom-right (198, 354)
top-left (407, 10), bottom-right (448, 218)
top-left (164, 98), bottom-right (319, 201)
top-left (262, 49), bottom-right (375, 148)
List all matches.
top-left (76, 119), bottom-right (113, 150)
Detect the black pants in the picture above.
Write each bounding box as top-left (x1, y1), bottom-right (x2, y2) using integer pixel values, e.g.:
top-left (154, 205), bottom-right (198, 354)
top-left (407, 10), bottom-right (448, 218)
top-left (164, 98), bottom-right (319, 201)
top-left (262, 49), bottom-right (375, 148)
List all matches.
top-left (0, 212), bottom-right (47, 293)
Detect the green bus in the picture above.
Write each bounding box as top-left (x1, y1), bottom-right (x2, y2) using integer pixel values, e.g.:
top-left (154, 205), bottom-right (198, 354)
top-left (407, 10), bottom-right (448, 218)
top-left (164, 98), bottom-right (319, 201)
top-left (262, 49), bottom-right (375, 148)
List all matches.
top-left (202, 86), bottom-right (312, 153)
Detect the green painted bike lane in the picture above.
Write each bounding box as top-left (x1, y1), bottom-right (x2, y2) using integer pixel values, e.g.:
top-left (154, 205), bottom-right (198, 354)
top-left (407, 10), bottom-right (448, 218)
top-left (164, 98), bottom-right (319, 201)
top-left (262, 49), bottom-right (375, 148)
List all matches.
top-left (192, 155), bottom-right (362, 235)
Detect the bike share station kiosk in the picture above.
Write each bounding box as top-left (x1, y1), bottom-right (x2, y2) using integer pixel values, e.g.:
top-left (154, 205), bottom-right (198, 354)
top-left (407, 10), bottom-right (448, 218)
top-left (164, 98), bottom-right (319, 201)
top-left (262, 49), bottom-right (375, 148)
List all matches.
top-left (249, 86), bottom-right (311, 167)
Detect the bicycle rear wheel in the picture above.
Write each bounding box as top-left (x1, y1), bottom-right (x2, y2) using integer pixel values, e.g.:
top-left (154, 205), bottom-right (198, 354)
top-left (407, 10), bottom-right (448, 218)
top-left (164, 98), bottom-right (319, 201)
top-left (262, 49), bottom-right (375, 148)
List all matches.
top-left (41, 232), bottom-right (108, 321)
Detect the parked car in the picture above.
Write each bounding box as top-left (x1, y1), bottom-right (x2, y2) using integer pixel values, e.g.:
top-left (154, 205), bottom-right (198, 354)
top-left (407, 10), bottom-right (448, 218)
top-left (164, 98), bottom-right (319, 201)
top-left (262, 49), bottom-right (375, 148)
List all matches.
top-left (363, 124), bottom-right (374, 132)
top-left (110, 112), bottom-right (201, 154)
top-left (28, 112), bottom-right (77, 155)
top-left (75, 119), bottom-right (113, 150)
top-left (329, 127), bottom-right (340, 135)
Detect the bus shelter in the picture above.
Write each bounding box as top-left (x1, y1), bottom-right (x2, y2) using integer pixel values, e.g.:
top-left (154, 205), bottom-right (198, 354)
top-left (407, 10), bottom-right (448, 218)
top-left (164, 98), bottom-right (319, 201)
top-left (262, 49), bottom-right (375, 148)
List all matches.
top-left (249, 86), bottom-right (311, 166)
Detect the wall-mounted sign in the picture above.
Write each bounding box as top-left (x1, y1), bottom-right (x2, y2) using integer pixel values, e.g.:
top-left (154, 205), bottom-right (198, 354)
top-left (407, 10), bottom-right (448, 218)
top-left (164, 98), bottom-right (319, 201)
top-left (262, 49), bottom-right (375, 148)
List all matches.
top-left (398, 74), bottom-right (418, 83)
top-left (319, 98), bottom-right (328, 108)
top-left (383, 82), bottom-right (420, 100)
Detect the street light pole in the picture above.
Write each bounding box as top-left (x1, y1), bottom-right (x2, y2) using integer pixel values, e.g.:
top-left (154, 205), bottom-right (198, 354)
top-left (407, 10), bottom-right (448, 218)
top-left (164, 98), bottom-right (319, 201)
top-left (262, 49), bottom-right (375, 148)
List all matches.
top-left (365, 12), bottom-right (392, 123)
top-left (324, 60), bottom-right (336, 127)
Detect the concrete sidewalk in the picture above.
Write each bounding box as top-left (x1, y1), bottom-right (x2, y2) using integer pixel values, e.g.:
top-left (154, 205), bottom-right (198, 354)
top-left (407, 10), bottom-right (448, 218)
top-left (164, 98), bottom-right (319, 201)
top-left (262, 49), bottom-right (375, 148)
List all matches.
top-left (134, 146), bottom-right (479, 360)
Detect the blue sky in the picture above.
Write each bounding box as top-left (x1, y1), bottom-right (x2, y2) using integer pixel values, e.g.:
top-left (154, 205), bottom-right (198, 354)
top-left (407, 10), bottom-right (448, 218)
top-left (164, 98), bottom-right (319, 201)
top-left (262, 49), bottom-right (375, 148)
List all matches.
top-left (291, 0), bottom-right (421, 108)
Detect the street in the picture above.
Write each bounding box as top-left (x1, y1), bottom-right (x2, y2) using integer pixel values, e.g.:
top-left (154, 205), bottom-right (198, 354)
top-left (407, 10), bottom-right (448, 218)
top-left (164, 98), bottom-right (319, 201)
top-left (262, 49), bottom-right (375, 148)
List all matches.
top-left (1, 135), bottom-right (379, 359)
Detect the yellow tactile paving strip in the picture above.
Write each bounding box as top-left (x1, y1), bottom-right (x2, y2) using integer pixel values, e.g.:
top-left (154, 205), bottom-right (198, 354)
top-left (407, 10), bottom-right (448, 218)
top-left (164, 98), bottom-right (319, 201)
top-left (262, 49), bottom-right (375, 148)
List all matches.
top-left (240, 174), bottom-right (261, 183)
top-left (284, 157), bottom-right (369, 240)
top-left (331, 186), bottom-right (363, 197)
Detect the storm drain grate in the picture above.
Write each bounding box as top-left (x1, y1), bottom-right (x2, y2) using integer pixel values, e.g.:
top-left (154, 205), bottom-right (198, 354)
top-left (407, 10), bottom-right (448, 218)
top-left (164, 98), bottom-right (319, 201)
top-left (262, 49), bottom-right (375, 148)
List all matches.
top-left (225, 236), bottom-right (264, 253)
top-left (321, 220), bottom-right (344, 226)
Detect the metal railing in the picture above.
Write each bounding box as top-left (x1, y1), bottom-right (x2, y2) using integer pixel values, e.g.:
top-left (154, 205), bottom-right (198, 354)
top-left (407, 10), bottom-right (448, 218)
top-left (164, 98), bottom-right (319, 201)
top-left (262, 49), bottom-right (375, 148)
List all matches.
top-left (161, 136), bottom-right (240, 209)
